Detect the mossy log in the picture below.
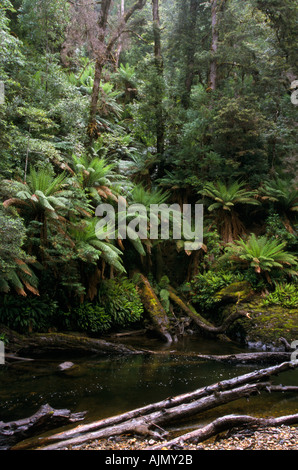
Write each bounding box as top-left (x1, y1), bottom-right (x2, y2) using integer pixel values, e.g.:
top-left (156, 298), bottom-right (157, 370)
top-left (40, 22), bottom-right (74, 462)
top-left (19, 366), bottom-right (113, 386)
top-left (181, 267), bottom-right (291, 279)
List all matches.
top-left (168, 287), bottom-right (249, 336)
top-left (0, 325), bottom-right (149, 358)
top-left (136, 274), bottom-right (173, 343)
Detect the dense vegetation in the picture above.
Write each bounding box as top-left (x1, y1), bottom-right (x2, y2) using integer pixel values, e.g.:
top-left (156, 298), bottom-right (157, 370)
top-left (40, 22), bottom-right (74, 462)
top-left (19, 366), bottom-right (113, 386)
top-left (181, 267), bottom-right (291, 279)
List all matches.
top-left (0, 0), bottom-right (297, 338)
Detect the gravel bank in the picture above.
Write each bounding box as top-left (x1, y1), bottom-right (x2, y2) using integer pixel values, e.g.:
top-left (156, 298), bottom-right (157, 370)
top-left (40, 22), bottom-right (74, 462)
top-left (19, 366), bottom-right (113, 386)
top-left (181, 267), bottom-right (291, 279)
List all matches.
top-left (70, 424), bottom-right (298, 451)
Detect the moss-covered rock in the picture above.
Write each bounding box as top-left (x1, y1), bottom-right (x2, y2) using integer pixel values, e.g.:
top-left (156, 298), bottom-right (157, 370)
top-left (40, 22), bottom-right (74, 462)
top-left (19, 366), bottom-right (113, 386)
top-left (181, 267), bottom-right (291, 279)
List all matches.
top-left (223, 297), bottom-right (298, 349)
top-left (215, 281), bottom-right (254, 304)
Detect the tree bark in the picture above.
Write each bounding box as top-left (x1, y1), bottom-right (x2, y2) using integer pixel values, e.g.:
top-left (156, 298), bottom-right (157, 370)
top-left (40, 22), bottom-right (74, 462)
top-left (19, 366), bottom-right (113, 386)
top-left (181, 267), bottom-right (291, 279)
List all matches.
top-left (149, 412), bottom-right (298, 450)
top-left (136, 274), bottom-right (173, 343)
top-left (168, 287), bottom-right (248, 336)
top-left (152, 0), bottom-right (165, 159)
top-left (194, 351), bottom-right (292, 364)
top-left (0, 326), bottom-right (149, 358)
top-left (209, 0), bottom-right (219, 91)
top-left (88, 0), bottom-right (147, 140)
top-left (183, 0), bottom-right (199, 108)
top-left (0, 404), bottom-right (86, 450)
top-left (20, 361), bottom-right (297, 450)
top-left (88, 0), bottom-right (112, 140)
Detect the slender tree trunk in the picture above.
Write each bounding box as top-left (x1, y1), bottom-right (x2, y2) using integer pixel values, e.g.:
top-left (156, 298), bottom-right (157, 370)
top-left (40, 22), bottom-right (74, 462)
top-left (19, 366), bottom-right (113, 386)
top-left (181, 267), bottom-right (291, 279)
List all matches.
top-left (88, 0), bottom-right (112, 140)
top-left (88, 0), bottom-right (147, 141)
top-left (152, 0), bottom-right (165, 158)
top-left (183, 0), bottom-right (199, 108)
top-left (115, 0), bottom-right (125, 69)
top-left (209, 0), bottom-right (219, 91)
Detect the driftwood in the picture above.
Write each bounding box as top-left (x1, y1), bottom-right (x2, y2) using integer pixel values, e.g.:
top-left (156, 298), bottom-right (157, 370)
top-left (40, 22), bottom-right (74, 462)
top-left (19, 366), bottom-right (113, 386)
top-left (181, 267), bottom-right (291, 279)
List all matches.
top-left (149, 413), bottom-right (298, 450)
top-left (193, 351), bottom-right (292, 364)
top-left (0, 404), bottom-right (86, 450)
top-left (16, 361), bottom-right (297, 450)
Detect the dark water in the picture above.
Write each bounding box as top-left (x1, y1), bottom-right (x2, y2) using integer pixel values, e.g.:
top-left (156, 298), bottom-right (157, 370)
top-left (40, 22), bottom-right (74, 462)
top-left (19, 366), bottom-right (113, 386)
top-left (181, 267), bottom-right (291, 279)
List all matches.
top-left (0, 335), bottom-right (297, 430)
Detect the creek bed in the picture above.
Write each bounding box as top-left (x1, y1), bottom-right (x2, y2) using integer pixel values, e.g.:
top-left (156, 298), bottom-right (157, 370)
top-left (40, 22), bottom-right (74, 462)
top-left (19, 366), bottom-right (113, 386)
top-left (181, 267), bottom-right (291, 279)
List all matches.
top-left (0, 335), bottom-right (297, 431)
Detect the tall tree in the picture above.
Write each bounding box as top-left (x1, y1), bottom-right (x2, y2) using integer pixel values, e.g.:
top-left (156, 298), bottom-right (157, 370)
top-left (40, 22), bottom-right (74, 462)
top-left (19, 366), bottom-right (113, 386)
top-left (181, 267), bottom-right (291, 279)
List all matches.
top-left (152, 0), bottom-right (165, 158)
top-left (209, 0), bottom-right (227, 90)
top-left (88, 0), bottom-right (147, 141)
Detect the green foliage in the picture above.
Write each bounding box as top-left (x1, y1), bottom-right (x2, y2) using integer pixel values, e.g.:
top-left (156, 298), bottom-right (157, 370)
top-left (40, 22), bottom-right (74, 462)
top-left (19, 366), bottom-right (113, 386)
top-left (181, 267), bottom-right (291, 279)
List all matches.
top-left (262, 283), bottom-right (298, 309)
top-left (220, 233), bottom-right (298, 283)
top-left (259, 178), bottom-right (298, 231)
top-left (200, 181), bottom-right (259, 213)
top-left (0, 208), bottom-right (39, 296)
top-left (0, 295), bottom-right (58, 333)
top-left (72, 302), bottom-right (111, 334)
top-left (98, 278), bottom-right (144, 327)
top-left (182, 270), bottom-right (244, 311)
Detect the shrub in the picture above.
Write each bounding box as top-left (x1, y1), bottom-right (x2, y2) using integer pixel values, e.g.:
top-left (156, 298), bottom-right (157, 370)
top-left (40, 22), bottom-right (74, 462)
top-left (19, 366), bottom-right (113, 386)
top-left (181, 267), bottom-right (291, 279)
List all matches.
top-left (0, 295), bottom-right (58, 333)
top-left (262, 283), bottom-right (298, 309)
top-left (72, 302), bottom-right (112, 333)
top-left (182, 270), bottom-right (244, 311)
top-left (98, 277), bottom-right (144, 327)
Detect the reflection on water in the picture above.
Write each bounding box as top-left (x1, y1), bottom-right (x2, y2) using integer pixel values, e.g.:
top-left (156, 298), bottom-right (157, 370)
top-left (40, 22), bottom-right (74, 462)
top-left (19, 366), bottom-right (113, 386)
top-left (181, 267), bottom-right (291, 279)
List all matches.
top-left (0, 335), bottom-right (297, 427)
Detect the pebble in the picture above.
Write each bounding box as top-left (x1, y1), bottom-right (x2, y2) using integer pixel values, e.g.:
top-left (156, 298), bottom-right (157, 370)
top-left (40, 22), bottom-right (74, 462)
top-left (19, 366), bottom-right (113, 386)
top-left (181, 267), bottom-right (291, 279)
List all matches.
top-left (72, 425), bottom-right (298, 451)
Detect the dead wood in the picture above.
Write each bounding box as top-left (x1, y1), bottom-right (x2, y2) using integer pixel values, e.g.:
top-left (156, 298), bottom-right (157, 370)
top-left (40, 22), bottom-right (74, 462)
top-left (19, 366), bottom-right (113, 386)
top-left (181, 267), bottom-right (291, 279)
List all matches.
top-left (38, 382), bottom-right (268, 450)
top-left (0, 404), bottom-right (86, 450)
top-left (136, 274), bottom-right (173, 343)
top-left (18, 361), bottom-right (297, 450)
top-left (148, 413), bottom-right (298, 450)
top-left (168, 288), bottom-right (248, 336)
top-left (0, 325), bottom-right (149, 358)
top-left (194, 351), bottom-right (292, 364)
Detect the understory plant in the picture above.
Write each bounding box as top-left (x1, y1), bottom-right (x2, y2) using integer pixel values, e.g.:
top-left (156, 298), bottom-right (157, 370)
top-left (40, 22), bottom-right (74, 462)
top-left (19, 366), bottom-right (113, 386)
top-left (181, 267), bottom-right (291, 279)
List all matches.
top-left (98, 277), bottom-right (144, 328)
top-left (0, 295), bottom-right (58, 333)
top-left (220, 233), bottom-right (297, 285)
top-left (182, 270), bottom-right (244, 312)
top-left (262, 283), bottom-right (298, 309)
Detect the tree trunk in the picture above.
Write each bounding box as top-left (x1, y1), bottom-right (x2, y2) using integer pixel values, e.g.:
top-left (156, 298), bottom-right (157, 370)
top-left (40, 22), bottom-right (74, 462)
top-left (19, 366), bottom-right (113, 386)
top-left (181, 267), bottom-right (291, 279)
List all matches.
top-left (0, 405), bottom-right (86, 450)
top-left (136, 274), bottom-right (173, 343)
top-left (209, 0), bottom-right (220, 91)
top-left (0, 326), bottom-right (149, 358)
top-left (152, 0), bottom-right (165, 160)
top-left (149, 412), bottom-right (298, 450)
top-left (168, 287), bottom-right (248, 336)
top-left (183, 0), bottom-right (199, 108)
top-left (88, 0), bottom-right (112, 140)
top-left (21, 361), bottom-right (297, 450)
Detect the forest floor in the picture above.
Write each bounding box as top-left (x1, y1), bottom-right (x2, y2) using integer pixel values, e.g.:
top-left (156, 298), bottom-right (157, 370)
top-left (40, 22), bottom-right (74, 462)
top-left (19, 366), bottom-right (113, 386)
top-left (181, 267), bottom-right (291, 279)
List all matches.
top-left (68, 424), bottom-right (298, 451)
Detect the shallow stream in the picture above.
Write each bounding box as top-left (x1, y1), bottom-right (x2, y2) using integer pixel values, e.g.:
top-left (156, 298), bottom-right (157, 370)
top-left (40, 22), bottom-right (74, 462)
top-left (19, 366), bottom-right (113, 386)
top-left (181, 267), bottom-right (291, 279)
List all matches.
top-left (0, 335), bottom-right (297, 433)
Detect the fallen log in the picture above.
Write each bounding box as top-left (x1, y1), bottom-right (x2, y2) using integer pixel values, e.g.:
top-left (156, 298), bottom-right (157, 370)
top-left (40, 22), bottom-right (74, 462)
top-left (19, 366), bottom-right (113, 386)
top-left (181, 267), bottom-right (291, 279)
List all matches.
top-left (194, 351), bottom-right (292, 364)
top-left (136, 274), bottom-right (173, 343)
top-left (148, 413), bottom-right (298, 450)
top-left (0, 404), bottom-right (86, 450)
top-left (38, 382), bottom-right (269, 450)
top-left (0, 325), bottom-right (150, 358)
top-left (20, 361), bottom-right (297, 450)
top-left (168, 288), bottom-right (248, 336)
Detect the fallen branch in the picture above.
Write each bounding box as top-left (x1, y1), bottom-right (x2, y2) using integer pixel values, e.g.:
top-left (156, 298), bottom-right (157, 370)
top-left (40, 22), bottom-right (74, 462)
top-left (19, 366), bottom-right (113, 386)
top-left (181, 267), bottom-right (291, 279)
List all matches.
top-left (38, 382), bottom-right (268, 450)
top-left (148, 413), bottom-right (298, 450)
top-left (0, 404), bottom-right (86, 450)
top-left (194, 351), bottom-right (291, 364)
top-left (168, 288), bottom-right (248, 336)
top-left (18, 361), bottom-right (297, 450)
top-left (0, 325), bottom-right (149, 358)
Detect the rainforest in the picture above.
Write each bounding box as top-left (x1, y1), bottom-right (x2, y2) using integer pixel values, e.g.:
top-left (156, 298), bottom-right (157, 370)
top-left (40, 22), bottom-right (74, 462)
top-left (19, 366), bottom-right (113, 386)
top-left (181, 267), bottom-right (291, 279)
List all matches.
top-left (0, 0), bottom-right (297, 453)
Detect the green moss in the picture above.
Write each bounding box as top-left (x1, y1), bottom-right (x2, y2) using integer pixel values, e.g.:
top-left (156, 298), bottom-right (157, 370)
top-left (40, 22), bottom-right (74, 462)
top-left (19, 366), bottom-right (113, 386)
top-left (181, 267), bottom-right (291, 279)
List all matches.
top-left (215, 281), bottom-right (253, 303)
top-left (224, 296), bottom-right (298, 347)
